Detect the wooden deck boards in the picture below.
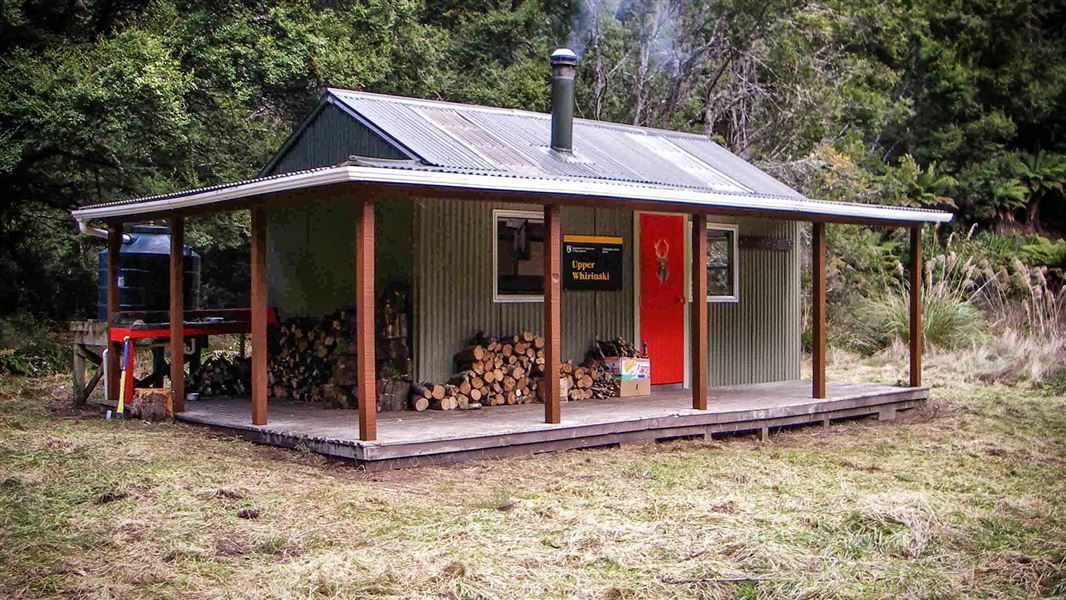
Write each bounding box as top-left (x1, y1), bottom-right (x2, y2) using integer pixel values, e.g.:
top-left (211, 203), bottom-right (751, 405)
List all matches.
top-left (175, 380), bottom-right (928, 468)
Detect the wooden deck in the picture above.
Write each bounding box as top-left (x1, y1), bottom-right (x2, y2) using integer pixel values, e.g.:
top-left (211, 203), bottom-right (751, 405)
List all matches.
top-left (175, 380), bottom-right (928, 468)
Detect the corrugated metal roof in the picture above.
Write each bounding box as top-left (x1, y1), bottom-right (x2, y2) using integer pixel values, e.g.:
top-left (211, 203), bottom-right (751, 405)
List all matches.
top-left (326, 89), bottom-right (801, 198)
top-left (69, 89), bottom-right (953, 225)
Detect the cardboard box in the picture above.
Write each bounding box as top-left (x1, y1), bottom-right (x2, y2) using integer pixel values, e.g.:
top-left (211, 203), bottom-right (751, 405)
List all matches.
top-left (603, 356), bottom-right (651, 380)
top-left (615, 378), bottom-right (651, 397)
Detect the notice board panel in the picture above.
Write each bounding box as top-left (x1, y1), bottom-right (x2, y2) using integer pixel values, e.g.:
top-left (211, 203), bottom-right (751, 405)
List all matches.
top-left (563, 235), bottom-right (624, 291)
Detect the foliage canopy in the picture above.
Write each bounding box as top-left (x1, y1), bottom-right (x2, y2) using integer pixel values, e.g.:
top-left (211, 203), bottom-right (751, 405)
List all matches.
top-left (0, 0), bottom-right (1063, 319)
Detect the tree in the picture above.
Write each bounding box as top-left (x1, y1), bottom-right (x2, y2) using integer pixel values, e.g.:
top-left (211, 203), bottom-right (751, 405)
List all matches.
top-left (1010, 152), bottom-right (1066, 233)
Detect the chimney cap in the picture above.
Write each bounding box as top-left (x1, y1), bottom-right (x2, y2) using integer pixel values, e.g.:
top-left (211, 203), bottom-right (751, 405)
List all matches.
top-left (550, 48), bottom-right (578, 66)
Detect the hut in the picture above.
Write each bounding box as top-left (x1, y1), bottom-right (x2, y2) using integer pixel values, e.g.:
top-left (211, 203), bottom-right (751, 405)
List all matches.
top-left (71, 49), bottom-right (951, 467)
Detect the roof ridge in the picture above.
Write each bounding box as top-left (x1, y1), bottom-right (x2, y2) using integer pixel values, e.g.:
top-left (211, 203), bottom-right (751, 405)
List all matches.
top-left (326, 88), bottom-right (720, 142)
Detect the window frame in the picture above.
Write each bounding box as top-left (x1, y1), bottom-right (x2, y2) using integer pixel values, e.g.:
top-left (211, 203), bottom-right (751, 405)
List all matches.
top-left (492, 208), bottom-right (545, 303)
top-left (705, 222), bottom-right (739, 303)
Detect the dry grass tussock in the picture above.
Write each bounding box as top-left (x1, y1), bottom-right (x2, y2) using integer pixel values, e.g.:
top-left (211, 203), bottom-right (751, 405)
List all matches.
top-left (848, 227), bottom-right (1066, 390)
top-left (0, 370), bottom-right (1064, 598)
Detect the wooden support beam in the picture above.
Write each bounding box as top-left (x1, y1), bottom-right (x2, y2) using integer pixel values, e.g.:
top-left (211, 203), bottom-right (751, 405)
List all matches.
top-left (543, 203), bottom-right (562, 424)
top-left (106, 224), bottom-right (122, 402)
top-left (690, 213), bottom-right (709, 410)
top-left (909, 226), bottom-right (923, 387)
top-left (812, 222), bottom-right (826, 399)
top-left (169, 216), bottom-right (185, 413)
top-left (250, 208), bottom-right (268, 426)
top-left (355, 198), bottom-right (377, 441)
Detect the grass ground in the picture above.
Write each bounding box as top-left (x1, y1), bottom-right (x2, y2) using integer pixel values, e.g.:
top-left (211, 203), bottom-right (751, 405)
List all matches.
top-left (0, 363), bottom-right (1064, 599)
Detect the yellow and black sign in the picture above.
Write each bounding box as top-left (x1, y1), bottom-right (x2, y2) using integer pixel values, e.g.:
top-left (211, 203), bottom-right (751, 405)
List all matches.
top-left (563, 235), bottom-right (624, 291)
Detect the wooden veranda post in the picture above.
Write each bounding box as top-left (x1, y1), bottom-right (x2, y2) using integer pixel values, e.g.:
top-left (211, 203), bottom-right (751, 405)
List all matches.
top-left (106, 224), bottom-right (122, 402)
top-left (909, 226), bottom-right (923, 387)
top-left (543, 203), bottom-right (562, 424)
top-left (812, 222), bottom-right (826, 399)
top-left (355, 198), bottom-right (377, 441)
top-left (250, 207), bottom-right (268, 426)
top-left (169, 217), bottom-right (185, 414)
top-left (691, 214), bottom-right (708, 409)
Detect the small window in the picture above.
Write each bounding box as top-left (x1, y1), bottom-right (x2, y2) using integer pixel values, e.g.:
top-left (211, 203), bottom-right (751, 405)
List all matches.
top-left (493, 210), bottom-right (545, 302)
top-left (706, 224), bottom-right (738, 302)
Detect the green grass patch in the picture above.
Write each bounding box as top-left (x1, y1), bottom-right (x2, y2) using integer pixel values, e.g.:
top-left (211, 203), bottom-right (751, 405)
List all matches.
top-left (0, 370), bottom-right (1063, 598)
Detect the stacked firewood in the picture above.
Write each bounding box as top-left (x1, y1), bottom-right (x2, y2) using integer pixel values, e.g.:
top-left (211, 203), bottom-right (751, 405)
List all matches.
top-left (410, 331), bottom-right (544, 411)
top-left (268, 312), bottom-right (357, 405)
top-left (187, 353), bottom-right (251, 397)
top-left (589, 337), bottom-right (645, 360)
top-left (410, 333), bottom-right (647, 410)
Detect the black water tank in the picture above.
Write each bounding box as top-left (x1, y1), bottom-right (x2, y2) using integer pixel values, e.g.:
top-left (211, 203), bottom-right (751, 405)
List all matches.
top-left (96, 225), bottom-right (201, 321)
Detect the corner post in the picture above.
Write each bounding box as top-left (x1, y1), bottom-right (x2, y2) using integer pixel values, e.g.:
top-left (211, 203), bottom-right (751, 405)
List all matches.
top-left (106, 224), bottom-right (122, 402)
top-left (355, 198), bottom-right (377, 441)
top-left (812, 222), bottom-right (826, 399)
top-left (543, 203), bottom-right (562, 424)
top-left (250, 207), bottom-right (268, 426)
top-left (691, 213), bottom-right (708, 409)
top-left (169, 216), bottom-right (185, 413)
top-left (909, 226), bottom-right (922, 387)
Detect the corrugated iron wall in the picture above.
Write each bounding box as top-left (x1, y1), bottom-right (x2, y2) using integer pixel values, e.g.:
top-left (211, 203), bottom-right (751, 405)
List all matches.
top-left (413, 199), bottom-right (799, 384)
top-left (269, 103), bottom-right (405, 174)
top-left (708, 219), bottom-right (801, 385)
top-left (266, 198), bottom-right (413, 319)
top-left (413, 199), bottom-right (633, 382)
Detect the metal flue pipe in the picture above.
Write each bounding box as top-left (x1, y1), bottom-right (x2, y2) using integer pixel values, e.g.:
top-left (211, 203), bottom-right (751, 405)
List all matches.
top-left (550, 48), bottom-right (578, 153)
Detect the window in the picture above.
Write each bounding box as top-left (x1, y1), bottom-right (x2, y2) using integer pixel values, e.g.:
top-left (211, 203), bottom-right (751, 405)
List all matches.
top-left (706, 224), bottom-right (738, 302)
top-left (493, 210), bottom-right (545, 302)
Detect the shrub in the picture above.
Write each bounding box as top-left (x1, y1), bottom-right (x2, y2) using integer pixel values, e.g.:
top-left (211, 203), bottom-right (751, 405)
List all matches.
top-left (0, 314), bottom-right (68, 377)
top-left (848, 250), bottom-right (987, 354)
top-left (1019, 235), bottom-right (1066, 269)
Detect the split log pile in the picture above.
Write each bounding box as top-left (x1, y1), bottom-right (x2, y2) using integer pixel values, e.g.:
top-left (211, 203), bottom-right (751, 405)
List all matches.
top-left (186, 353), bottom-right (250, 397)
top-left (409, 330), bottom-right (545, 411)
top-left (268, 313), bottom-right (356, 405)
top-left (267, 310), bottom-right (412, 409)
top-left (409, 333), bottom-right (646, 410)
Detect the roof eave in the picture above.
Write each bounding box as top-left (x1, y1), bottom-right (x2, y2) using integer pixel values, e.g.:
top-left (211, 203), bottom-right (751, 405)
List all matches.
top-left (71, 166), bottom-right (954, 226)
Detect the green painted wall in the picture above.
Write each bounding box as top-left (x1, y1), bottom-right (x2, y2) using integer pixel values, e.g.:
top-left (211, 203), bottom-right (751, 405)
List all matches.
top-left (412, 200), bottom-right (800, 384)
top-left (265, 198), bottom-right (413, 319)
top-left (707, 219), bottom-right (801, 385)
top-left (268, 102), bottom-right (405, 174)
top-left (413, 199), bottom-right (634, 382)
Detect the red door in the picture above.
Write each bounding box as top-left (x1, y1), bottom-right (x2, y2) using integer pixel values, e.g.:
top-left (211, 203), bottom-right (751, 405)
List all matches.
top-left (639, 213), bottom-right (685, 384)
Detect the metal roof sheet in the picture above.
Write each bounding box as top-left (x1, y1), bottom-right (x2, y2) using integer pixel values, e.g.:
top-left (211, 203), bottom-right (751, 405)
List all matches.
top-left (69, 89), bottom-right (953, 226)
top-left (325, 89), bottom-right (803, 198)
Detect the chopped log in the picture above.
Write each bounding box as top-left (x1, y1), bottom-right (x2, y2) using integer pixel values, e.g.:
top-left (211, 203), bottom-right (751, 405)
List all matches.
top-left (411, 396), bottom-right (429, 412)
top-left (431, 396), bottom-right (458, 410)
top-left (455, 345), bottom-right (486, 365)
